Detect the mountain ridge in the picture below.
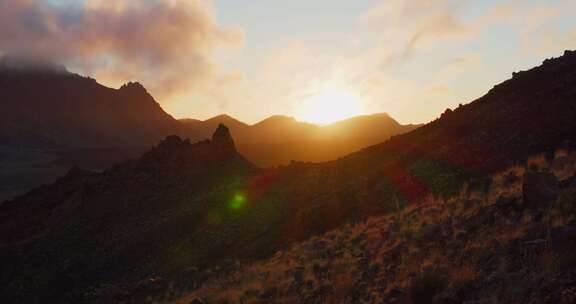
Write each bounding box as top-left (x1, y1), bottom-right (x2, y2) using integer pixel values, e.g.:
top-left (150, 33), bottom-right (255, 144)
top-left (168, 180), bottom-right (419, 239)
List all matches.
top-left (0, 57), bottom-right (419, 202)
top-left (0, 59), bottom-right (184, 148)
top-left (180, 112), bottom-right (421, 166)
top-left (2, 50), bottom-right (575, 302)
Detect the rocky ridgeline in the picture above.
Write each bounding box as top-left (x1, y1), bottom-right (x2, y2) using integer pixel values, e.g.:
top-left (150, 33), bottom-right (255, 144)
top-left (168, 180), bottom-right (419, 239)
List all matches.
top-left (1, 50), bottom-right (576, 303)
top-left (0, 125), bottom-right (255, 303)
top-left (132, 124), bottom-right (242, 175)
top-left (0, 56), bottom-right (186, 148)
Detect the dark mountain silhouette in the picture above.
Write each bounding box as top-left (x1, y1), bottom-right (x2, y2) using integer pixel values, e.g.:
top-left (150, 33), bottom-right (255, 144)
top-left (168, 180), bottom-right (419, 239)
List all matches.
top-left (0, 57), bottom-right (416, 201)
top-left (184, 154), bottom-right (576, 303)
top-left (0, 56), bottom-right (414, 153)
top-left (0, 57), bottom-right (184, 148)
top-left (270, 50), bottom-right (576, 241)
top-left (0, 125), bottom-right (255, 302)
top-left (204, 114), bottom-right (251, 132)
top-left (0, 56), bottom-right (188, 202)
top-left (249, 115), bottom-right (317, 142)
top-left (2, 50), bottom-right (576, 302)
top-left (181, 113), bottom-right (418, 144)
top-left (321, 112), bottom-right (418, 140)
top-left (180, 114), bottom-right (250, 140)
top-left (181, 113), bottom-right (421, 166)
top-left (175, 51), bottom-right (576, 303)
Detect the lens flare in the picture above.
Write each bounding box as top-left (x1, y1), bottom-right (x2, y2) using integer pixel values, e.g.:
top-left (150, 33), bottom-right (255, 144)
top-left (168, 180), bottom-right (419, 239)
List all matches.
top-left (229, 193), bottom-right (247, 210)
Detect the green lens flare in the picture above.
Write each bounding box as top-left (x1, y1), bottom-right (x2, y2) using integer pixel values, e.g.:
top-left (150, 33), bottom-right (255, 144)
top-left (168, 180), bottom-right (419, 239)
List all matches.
top-left (229, 193), bottom-right (246, 210)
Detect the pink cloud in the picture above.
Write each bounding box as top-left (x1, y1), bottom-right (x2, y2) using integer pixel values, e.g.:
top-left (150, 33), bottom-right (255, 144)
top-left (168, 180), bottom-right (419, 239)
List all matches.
top-left (0, 0), bottom-right (244, 99)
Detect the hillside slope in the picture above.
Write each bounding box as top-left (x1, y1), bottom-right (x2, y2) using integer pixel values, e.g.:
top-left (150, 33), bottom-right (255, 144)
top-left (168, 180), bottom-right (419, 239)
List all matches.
top-left (348, 50), bottom-right (576, 176)
top-left (0, 125), bottom-right (257, 302)
top-left (0, 57), bottom-right (184, 148)
top-left (0, 57), bottom-right (417, 202)
top-left (181, 152), bottom-right (576, 304)
top-left (1, 51), bottom-right (576, 303)
top-left (0, 57), bottom-right (190, 202)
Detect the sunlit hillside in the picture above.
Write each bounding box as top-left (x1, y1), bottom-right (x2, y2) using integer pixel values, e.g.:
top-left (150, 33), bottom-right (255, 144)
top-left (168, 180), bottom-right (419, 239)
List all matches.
top-left (1, 50), bottom-right (575, 303)
top-left (1, 1), bottom-right (576, 303)
top-left (179, 151), bottom-right (576, 304)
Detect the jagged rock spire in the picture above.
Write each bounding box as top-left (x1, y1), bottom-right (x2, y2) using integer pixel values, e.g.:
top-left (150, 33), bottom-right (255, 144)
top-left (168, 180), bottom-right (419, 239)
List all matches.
top-left (119, 81), bottom-right (147, 92)
top-left (212, 123), bottom-right (236, 152)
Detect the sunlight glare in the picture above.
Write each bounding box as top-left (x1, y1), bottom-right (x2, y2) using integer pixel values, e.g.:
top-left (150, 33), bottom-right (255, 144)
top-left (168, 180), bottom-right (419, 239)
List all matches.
top-left (297, 86), bottom-right (365, 125)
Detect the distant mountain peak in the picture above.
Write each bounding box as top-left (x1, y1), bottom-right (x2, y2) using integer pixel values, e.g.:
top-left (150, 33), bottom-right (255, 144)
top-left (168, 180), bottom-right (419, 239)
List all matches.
top-left (212, 123), bottom-right (236, 152)
top-left (254, 115), bottom-right (305, 127)
top-left (119, 81), bottom-right (148, 94)
top-left (0, 63), bottom-right (183, 148)
top-left (203, 114), bottom-right (249, 129)
top-left (264, 115), bottom-right (296, 122)
top-left (369, 112), bottom-right (391, 118)
top-left (207, 114), bottom-right (236, 121)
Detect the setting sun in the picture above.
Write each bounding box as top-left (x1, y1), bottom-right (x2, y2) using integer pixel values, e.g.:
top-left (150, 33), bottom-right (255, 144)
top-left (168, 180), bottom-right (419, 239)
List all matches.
top-left (297, 87), bottom-right (365, 125)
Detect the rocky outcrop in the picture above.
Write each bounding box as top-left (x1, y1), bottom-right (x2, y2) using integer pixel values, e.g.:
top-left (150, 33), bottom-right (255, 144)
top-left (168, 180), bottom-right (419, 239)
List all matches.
top-left (211, 123), bottom-right (236, 153)
top-left (0, 127), bottom-right (255, 303)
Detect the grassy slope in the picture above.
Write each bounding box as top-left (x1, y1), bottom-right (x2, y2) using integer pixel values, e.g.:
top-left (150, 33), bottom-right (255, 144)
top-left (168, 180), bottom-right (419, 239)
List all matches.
top-left (1, 52), bottom-right (575, 303)
top-left (179, 151), bottom-right (576, 304)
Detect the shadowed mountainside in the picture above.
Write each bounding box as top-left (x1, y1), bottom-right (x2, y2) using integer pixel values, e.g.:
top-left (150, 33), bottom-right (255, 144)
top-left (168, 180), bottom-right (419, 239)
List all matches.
top-left (181, 113), bottom-right (421, 166)
top-left (1, 50), bottom-right (576, 302)
top-left (0, 56), bottom-right (184, 148)
top-left (1, 125), bottom-right (256, 302)
top-left (181, 152), bottom-right (576, 303)
top-left (0, 55), bottom-right (417, 152)
top-left (0, 57), bottom-right (417, 201)
top-left (0, 56), bottom-right (188, 202)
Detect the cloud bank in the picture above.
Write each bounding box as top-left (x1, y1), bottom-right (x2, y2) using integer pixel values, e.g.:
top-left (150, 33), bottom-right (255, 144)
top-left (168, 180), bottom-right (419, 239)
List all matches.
top-left (363, 0), bottom-right (469, 61)
top-left (0, 0), bottom-right (243, 99)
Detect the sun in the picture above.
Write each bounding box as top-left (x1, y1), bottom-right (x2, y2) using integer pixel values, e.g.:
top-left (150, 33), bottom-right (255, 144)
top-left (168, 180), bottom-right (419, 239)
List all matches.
top-left (297, 87), bottom-right (365, 125)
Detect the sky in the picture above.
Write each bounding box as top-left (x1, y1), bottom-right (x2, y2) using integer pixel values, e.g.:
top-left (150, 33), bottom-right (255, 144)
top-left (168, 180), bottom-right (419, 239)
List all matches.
top-left (1, 0), bottom-right (576, 124)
